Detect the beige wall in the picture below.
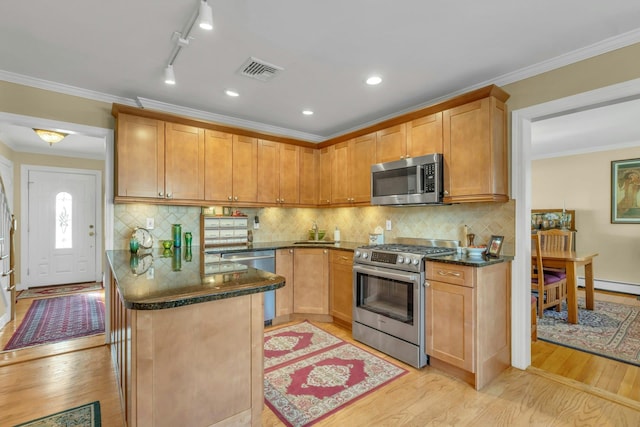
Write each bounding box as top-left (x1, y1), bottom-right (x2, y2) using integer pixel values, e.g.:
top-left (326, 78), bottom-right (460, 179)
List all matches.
top-left (532, 147), bottom-right (640, 285)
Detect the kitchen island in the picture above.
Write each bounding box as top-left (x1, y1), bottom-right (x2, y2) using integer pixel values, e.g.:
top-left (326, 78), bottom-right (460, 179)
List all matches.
top-left (106, 248), bottom-right (285, 427)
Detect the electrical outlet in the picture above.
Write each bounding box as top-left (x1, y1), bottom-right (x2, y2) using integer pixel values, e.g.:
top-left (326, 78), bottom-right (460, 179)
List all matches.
top-left (146, 217), bottom-right (154, 229)
top-left (386, 219), bottom-right (392, 231)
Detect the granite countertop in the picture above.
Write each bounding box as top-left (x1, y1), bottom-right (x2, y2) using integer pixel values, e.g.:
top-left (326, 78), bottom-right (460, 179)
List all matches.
top-left (426, 252), bottom-right (512, 267)
top-left (201, 240), bottom-right (363, 253)
top-left (106, 248), bottom-right (285, 310)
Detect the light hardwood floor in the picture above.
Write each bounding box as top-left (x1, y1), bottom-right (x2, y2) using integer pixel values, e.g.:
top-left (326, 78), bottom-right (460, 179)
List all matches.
top-left (1, 290), bottom-right (640, 426)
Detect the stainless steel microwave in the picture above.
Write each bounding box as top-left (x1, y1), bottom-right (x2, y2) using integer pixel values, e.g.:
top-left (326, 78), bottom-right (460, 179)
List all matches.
top-left (370, 153), bottom-right (444, 206)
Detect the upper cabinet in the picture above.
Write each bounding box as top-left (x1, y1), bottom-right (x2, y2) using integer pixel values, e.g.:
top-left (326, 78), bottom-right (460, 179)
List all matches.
top-left (407, 112), bottom-right (443, 157)
top-left (318, 146), bottom-right (332, 206)
top-left (375, 124), bottom-right (407, 163)
top-left (331, 133), bottom-right (375, 205)
top-left (165, 123), bottom-right (205, 201)
top-left (257, 140), bottom-right (300, 206)
top-left (299, 147), bottom-right (319, 206)
top-left (443, 94), bottom-right (508, 203)
top-left (204, 131), bottom-right (258, 205)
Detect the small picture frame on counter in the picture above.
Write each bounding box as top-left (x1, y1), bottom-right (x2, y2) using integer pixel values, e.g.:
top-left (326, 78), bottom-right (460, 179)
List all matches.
top-left (223, 206), bottom-right (233, 216)
top-left (487, 235), bottom-right (504, 257)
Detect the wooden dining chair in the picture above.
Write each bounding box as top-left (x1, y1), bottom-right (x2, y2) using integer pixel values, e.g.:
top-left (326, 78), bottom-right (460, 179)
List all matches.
top-left (536, 229), bottom-right (573, 277)
top-left (531, 234), bottom-right (568, 317)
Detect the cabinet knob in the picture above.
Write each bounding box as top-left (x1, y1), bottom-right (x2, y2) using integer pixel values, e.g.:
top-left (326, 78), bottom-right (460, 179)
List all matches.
top-left (443, 190), bottom-right (449, 195)
top-left (424, 281), bottom-right (430, 287)
top-left (166, 193), bottom-right (172, 198)
top-left (228, 196), bottom-right (233, 201)
top-left (281, 198), bottom-right (285, 203)
top-left (289, 249), bottom-right (293, 253)
top-left (234, 196), bottom-right (238, 201)
top-left (158, 192), bottom-right (164, 197)
top-left (323, 250), bottom-right (328, 254)
top-left (276, 198), bottom-right (280, 203)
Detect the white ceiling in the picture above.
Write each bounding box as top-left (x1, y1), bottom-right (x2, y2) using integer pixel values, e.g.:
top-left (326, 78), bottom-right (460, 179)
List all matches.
top-left (2, 0), bottom-right (640, 159)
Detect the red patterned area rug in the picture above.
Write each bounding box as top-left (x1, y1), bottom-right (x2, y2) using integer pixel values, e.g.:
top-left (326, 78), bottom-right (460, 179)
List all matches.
top-left (17, 282), bottom-right (103, 300)
top-left (3, 293), bottom-right (105, 351)
top-left (538, 297), bottom-right (640, 366)
top-left (264, 322), bottom-right (408, 426)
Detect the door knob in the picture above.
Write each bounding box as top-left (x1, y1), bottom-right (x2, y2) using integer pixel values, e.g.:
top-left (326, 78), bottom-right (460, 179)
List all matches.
top-left (89, 232), bottom-right (95, 236)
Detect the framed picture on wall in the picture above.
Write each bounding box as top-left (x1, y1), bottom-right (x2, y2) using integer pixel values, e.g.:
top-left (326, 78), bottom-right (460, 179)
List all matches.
top-left (611, 158), bottom-right (640, 224)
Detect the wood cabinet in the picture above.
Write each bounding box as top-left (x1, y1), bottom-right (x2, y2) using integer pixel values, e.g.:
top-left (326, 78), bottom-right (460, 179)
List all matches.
top-left (330, 250), bottom-right (353, 328)
top-left (443, 95), bottom-right (508, 203)
top-left (115, 114), bottom-right (165, 199)
top-left (375, 124), bottom-right (407, 163)
top-left (407, 112), bottom-right (443, 156)
top-left (425, 260), bottom-right (511, 390)
top-left (299, 147), bottom-right (319, 205)
top-left (293, 248), bottom-right (329, 314)
top-left (275, 248), bottom-right (294, 318)
top-left (331, 133), bottom-right (376, 205)
top-left (109, 276), bottom-right (264, 426)
top-left (204, 131), bottom-right (258, 204)
top-left (318, 146), bottom-right (332, 205)
top-left (165, 122), bottom-right (205, 201)
top-left (257, 140), bottom-right (300, 206)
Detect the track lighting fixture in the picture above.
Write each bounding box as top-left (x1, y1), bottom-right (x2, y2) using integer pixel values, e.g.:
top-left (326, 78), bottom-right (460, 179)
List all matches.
top-left (33, 128), bottom-right (68, 146)
top-left (199, 1), bottom-right (213, 30)
top-left (163, 0), bottom-right (214, 85)
top-left (164, 65), bottom-right (176, 85)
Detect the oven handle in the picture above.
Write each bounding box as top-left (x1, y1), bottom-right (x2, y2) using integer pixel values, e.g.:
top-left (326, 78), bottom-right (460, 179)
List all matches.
top-left (353, 264), bottom-right (421, 283)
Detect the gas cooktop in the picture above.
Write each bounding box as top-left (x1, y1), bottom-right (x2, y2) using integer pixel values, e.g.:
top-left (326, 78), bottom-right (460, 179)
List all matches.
top-left (353, 243), bottom-right (456, 272)
top-left (357, 243), bottom-right (456, 256)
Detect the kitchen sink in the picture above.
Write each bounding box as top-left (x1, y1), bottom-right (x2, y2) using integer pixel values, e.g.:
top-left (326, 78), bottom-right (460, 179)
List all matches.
top-left (294, 240), bottom-right (336, 244)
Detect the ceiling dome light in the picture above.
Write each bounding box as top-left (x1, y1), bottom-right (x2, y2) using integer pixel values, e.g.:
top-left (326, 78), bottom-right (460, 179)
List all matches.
top-left (198, 1), bottom-right (213, 30)
top-left (33, 128), bottom-right (68, 146)
top-left (164, 65), bottom-right (176, 85)
top-left (366, 76), bottom-right (382, 85)
top-left (302, 110), bottom-right (314, 116)
top-left (225, 89), bottom-right (239, 97)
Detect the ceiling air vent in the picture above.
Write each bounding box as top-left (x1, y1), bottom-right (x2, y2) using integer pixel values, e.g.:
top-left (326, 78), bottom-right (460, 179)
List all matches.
top-left (237, 57), bottom-right (284, 82)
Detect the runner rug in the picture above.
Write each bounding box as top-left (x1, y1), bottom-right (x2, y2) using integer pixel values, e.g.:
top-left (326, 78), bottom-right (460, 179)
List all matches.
top-left (14, 401), bottom-right (101, 426)
top-left (17, 282), bottom-right (103, 300)
top-left (264, 322), bottom-right (408, 427)
top-left (3, 293), bottom-right (105, 351)
top-left (538, 297), bottom-right (640, 366)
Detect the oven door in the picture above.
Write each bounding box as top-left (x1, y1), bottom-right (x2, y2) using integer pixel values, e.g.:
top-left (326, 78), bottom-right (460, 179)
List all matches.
top-left (352, 264), bottom-right (423, 344)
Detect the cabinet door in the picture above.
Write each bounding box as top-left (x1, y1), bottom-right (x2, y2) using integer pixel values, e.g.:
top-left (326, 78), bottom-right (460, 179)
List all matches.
top-left (165, 122), bottom-right (205, 201)
top-left (293, 248), bottom-right (329, 314)
top-left (318, 146), bottom-right (332, 205)
top-left (232, 135), bottom-right (258, 203)
top-left (407, 112), bottom-right (443, 157)
top-left (204, 130), bottom-right (233, 202)
top-left (425, 280), bottom-right (475, 372)
top-left (116, 114), bottom-right (165, 198)
top-left (349, 133), bottom-right (376, 204)
top-left (275, 249), bottom-right (294, 317)
top-left (299, 147), bottom-right (319, 205)
top-left (257, 139), bottom-right (279, 204)
top-left (330, 251), bottom-right (353, 325)
top-left (443, 98), bottom-right (508, 202)
top-left (331, 141), bottom-right (350, 204)
top-left (278, 143), bottom-right (300, 205)
top-left (376, 124), bottom-right (407, 163)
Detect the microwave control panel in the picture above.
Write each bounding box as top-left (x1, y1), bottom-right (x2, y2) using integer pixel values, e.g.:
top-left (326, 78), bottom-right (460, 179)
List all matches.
top-left (424, 163), bottom-right (436, 193)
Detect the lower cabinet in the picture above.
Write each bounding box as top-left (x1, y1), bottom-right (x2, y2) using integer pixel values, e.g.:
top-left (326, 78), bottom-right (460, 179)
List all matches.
top-left (293, 248), bottom-right (329, 314)
top-left (274, 247), bottom-right (330, 323)
top-left (330, 250), bottom-right (353, 328)
top-left (425, 260), bottom-right (511, 390)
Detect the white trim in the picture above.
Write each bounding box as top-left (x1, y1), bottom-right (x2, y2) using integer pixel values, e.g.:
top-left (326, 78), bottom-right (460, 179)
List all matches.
top-left (578, 278), bottom-right (640, 296)
top-left (510, 76), bottom-right (640, 370)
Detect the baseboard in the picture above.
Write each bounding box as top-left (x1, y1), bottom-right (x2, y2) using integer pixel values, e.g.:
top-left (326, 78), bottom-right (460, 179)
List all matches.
top-left (577, 278), bottom-right (640, 295)
top-left (0, 311), bottom-right (9, 331)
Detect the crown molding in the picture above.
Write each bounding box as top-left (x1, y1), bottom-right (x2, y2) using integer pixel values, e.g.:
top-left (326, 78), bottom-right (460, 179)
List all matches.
top-left (136, 97), bottom-right (324, 143)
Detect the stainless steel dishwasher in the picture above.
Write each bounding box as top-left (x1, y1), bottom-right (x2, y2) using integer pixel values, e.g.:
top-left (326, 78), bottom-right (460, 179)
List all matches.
top-left (220, 250), bottom-right (276, 325)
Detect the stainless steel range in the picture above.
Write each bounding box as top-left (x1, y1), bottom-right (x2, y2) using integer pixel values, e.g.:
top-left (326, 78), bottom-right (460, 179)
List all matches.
top-left (352, 241), bottom-right (457, 368)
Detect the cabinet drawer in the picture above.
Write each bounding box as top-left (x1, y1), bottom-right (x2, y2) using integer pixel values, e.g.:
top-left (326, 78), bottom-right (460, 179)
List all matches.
top-left (426, 262), bottom-right (474, 287)
top-left (204, 229), bottom-right (219, 238)
top-left (203, 218), bottom-right (220, 228)
top-left (330, 250), bottom-right (353, 265)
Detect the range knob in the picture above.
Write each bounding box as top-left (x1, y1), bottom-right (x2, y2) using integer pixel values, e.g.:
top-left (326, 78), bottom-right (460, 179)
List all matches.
top-left (412, 258), bottom-right (420, 265)
top-left (404, 257), bottom-right (411, 264)
top-left (362, 252), bottom-right (368, 259)
top-left (397, 256), bottom-right (404, 264)
top-left (355, 250), bottom-right (361, 258)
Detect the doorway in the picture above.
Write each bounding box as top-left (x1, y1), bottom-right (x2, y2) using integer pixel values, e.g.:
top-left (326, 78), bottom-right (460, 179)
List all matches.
top-left (511, 76), bottom-right (640, 370)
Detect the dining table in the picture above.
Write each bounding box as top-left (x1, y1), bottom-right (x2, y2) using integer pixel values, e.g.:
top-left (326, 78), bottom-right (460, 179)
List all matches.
top-left (531, 249), bottom-right (599, 324)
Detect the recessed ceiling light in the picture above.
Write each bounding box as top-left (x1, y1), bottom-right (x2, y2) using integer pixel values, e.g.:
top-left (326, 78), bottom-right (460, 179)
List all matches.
top-left (225, 89), bottom-right (239, 97)
top-left (302, 110), bottom-right (314, 116)
top-left (366, 75), bottom-right (382, 85)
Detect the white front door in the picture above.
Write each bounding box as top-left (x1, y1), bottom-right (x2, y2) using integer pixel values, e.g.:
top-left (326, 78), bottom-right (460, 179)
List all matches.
top-left (26, 168), bottom-right (98, 287)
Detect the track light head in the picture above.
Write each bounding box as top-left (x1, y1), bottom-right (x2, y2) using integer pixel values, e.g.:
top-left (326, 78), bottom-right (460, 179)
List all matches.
top-left (199, 1), bottom-right (213, 30)
top-left (164, 65), bottom-right (176, 85)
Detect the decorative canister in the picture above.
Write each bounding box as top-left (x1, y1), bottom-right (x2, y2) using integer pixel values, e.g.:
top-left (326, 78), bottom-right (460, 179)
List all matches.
top-left (172, 224), bottom-right (182, 248)
top-left (184, 231), bottom-right (192, 248)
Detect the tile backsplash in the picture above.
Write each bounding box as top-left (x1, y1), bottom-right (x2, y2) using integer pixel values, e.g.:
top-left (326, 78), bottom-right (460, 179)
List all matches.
top-left (114, 200), bottom-right (515, 255)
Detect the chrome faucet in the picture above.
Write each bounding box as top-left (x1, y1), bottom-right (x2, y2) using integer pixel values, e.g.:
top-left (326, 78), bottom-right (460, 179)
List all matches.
top-left (311, 221), bottom-right (318, 240)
